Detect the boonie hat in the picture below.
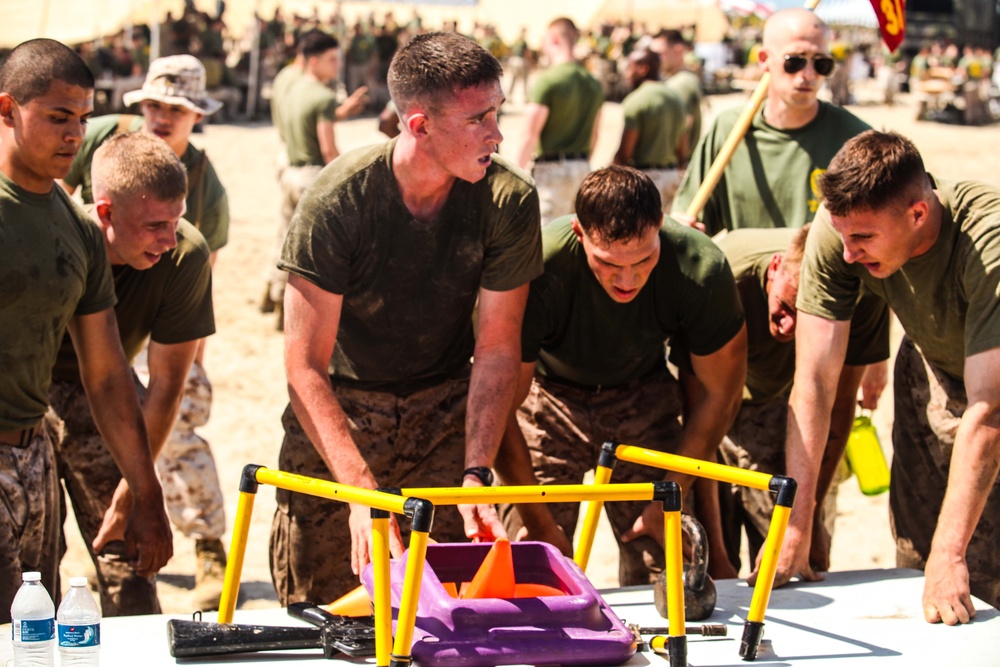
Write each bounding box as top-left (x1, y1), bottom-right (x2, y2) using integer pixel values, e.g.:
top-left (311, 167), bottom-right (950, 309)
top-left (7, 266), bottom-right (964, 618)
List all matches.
top-left (123, 55), bottom-right (223, 116)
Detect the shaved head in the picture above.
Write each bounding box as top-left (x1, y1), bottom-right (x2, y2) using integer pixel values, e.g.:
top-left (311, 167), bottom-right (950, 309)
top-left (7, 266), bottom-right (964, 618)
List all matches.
top-left (762, 8), bottom-right (827, 50)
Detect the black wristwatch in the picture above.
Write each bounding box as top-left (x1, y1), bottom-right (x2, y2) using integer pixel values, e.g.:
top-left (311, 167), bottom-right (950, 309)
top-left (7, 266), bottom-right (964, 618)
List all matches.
top-left (463, 466), bottom-right (495, 487)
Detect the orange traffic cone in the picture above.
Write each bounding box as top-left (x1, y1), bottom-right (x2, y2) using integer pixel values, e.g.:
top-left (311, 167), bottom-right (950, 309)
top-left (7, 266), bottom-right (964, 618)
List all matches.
top-left (325, 584), bottom-right (373, 617)
top-left (460, 538), bottom-right (516, 599)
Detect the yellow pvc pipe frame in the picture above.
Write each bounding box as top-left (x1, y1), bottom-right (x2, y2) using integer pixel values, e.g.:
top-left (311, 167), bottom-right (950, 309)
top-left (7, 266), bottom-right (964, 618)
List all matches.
top-left (218, 466), bottom-right (683, 667)
top-left (577, 444), bottom-right (796, 661)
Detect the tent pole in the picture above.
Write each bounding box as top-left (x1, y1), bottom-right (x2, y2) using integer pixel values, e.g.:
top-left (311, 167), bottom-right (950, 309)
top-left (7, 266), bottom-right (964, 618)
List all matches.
top-left (151, 0), bottom-right (162, 60)
top-left (684, 0), bottom-right (822, 220)
top-left (247, 0), bottom-right (261, 119)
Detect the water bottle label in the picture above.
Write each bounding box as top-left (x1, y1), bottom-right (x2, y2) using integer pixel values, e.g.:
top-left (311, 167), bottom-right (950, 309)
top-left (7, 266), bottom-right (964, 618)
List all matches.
top-left (58, 623), bottom-right (100, 647)
top-left (14, 618), bottom-right (55, 642)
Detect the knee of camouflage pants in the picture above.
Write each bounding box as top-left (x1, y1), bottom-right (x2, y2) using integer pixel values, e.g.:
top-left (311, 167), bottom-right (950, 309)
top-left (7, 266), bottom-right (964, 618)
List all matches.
top-left (175, 360), bottom-right (212, 431)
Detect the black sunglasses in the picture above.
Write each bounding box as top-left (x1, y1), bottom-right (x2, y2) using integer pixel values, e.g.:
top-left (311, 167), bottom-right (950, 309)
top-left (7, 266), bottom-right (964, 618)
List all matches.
top-left (783, 54), bottom-right (835, 76)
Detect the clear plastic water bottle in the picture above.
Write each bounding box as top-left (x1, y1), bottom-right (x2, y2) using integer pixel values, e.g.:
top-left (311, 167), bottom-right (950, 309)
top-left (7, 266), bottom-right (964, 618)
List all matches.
top-left (56, 577), bottom-right (100, 667)
top-left (10, 571), bottom-right (55, 667)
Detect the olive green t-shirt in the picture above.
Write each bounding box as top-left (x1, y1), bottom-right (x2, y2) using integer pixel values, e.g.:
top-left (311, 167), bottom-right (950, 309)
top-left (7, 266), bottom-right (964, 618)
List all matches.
top-left (719, 228), bottom-right (890, 403)
top-left (798, 178), bottom-right (1000, 380)
top-left (279, 139), bottom-right (543, 394)
top-left (672, 102), bottom-right (871, 235)
top-left (63, 114), bottom-right (230, 252)
top-left (522, 216), bottom-right (745, 387)
top-left (665, 69), bottom-right (702, 161)
top-left (530, 61), bottom-right (604, 157)
top-left (51, 219), bottom-right (216, 383)
top-left (0, 173), bottom-right (116, 430)
top-left (621, 80), bottom-right (685, 168)
top-left (270, 63), bottom-right (304, 144)
top-left (280, 77), bottom-right (339, 167)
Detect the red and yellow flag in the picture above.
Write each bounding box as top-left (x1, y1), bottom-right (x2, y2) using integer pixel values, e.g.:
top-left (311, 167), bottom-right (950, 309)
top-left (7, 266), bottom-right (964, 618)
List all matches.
top-left (869, 0), bottom-right (906, 52)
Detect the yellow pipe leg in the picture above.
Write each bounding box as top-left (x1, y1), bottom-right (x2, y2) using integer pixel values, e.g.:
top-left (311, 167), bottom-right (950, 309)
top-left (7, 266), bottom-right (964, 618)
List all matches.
top-left (748, 504), bottom-right (791, 622)
top-left (372, 516), bottom-right (393, 667)
top-left (664, 508), bottom-right (686, 636)
top-left (218, 489), bottom-right (255, 623)
top-left (390, 529), bottom-right (430, 667)
top-left (574, 464), bottom-right (614, 570)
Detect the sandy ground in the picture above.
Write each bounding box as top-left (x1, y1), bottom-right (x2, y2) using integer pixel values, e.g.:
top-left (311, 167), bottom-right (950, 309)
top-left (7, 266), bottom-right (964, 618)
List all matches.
top-left (57, 80), bottom-right (999, 613)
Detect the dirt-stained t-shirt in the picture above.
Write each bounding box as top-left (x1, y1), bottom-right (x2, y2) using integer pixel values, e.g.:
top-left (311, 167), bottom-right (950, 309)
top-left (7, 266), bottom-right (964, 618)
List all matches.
top-left (621, 80), bottom-right (686, 168)
top-left (530, 61), bottom-right (604, 157)
top-left (798, 178), bottom-right (1000, 380)
top-left (51, 219), bottom-right (216, 382)
top-left (280, 76), bottom-right (339, 167)
top-left (719, 228), bottom-right (890, 403)
top-left (522, 216), bottom-right (745, 387)
top-left (63, 114), bottom-right (230, 252)
top-left (0, 173), bottom-right (116, 430)
top-left (279, 139), bottom-right (543, 394)
top-left (672, 101), bottom-right (870, 235)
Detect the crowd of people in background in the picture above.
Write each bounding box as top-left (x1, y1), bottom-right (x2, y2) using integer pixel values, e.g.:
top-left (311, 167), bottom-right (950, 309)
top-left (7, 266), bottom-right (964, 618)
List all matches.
top-left (4, 1), bottom-right (999, 127)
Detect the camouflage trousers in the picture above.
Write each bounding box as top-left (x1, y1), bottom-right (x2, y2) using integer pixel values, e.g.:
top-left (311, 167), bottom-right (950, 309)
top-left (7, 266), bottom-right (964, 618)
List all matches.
top-left (48, 375), bottom-right (161, 616)
top-left (532, 159), bottom-right (593, 226)
top-left (642, 167), bottom-right (684, 212)
top-left (891, 336), bottom-right (1000, 609)
top-left (0, 428), bottom-right (61, 623)
top-left (717, 395), bottom-right (841, 571)
top-left (270, 378), bottom-right (470, 605)
top-left (156, 360), bottom-right (226, 542)
top-left (501, 371), bottom-right (685, 586)
top-left (267, 164), bottom-right (323, 304)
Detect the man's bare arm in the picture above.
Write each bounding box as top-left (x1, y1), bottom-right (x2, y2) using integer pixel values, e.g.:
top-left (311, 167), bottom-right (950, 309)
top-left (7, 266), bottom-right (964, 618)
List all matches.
top-left (284, 274), bottom-right (405, 573)
top-left (778, 312), bottom-right (850, 585)
top-left (808, 363), bottom-right (865, 572)
top-left (515, 103), bottom-right (549, 170)
top-left (589, 106), bottom-right (602, 155)
top-left (922, 347), bottom-right (1000, 624)
top-left (93, 337), bottom-right (199, 552)
top-left (613, 127), bottom-right (639, 166)
top-left (317, 120), bottom-right (339, 165)
top-left (144, 339), bottom-right (200, 457)
top-left (68, 309), bottom-right (172, 576)
top-left (460, 284), bottom-right (529, 540)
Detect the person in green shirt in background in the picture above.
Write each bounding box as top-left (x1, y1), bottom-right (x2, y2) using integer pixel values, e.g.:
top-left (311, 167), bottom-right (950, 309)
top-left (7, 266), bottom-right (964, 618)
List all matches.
top-left (650, 29), bottom-right (702, 168)
top-left (672, 9), bottom-right (870, 236)
top-left (614, 48), bottom-right (686, 211)
top-left (515, 17), bottom-right (604, 225)
top-left (261, 29), bottom-right (367, 330)
top-left (48, 132), bottom-right (215, 616)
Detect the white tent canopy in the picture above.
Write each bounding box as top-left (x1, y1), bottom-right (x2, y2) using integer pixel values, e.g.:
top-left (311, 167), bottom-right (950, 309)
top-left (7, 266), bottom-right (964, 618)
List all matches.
top-left (814, 0), bottom-right (879, 28)
top-left (1, 0), bottom-right (734, 51)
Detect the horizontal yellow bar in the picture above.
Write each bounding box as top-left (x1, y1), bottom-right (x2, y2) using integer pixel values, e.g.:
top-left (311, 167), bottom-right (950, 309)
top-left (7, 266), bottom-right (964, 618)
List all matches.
top-left (401, 482), bottom-right (660, 505)
top-left (255, 468), bottom-right (411, 514)
top-left (615, 445), bottom-right (773, 491)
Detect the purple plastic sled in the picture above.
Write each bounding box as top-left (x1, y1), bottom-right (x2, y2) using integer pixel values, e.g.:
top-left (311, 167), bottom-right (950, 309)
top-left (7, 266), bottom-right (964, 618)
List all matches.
top-left (360, 541), bottom-right (636, 667)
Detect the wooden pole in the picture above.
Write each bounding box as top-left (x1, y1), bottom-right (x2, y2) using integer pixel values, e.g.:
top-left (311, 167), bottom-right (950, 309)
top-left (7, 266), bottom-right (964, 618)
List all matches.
top-left (684, 0), bottom-right (823, 220)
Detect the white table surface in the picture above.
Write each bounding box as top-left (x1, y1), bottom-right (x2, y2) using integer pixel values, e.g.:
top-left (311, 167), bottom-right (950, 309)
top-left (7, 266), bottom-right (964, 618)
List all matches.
top-left (2, 569), bottom-right (997, 665)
